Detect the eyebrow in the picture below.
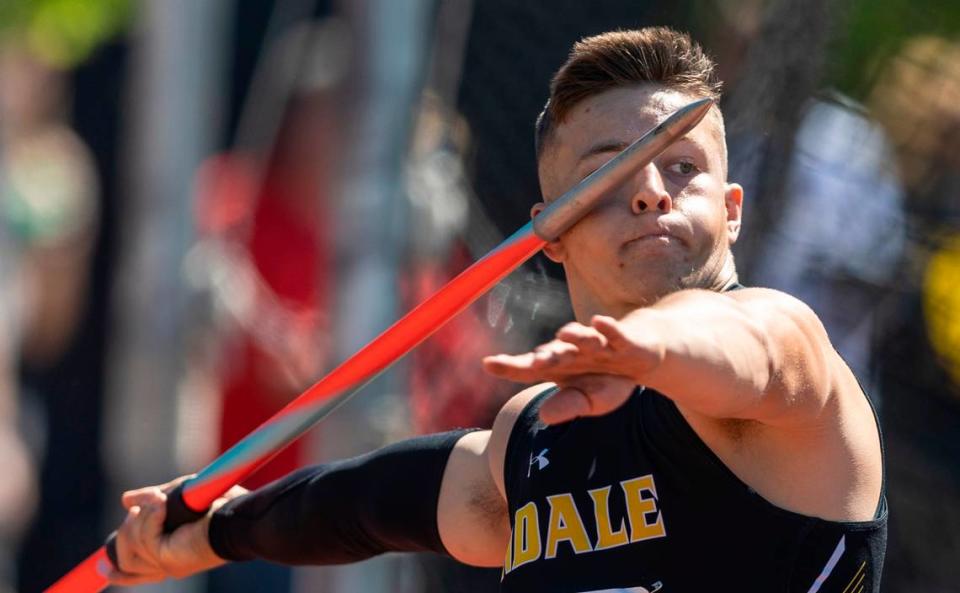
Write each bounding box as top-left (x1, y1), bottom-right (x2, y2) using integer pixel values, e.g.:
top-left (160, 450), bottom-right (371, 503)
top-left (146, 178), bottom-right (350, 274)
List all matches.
top-left (575, 135), bottom-right (700, 167)
top-left (576, 141), bottom-right (629, 166)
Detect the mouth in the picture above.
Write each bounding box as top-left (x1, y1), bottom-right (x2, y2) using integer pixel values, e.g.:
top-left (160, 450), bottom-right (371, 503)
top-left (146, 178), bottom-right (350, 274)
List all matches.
top-left (623, 231), bottom-right (686, 248)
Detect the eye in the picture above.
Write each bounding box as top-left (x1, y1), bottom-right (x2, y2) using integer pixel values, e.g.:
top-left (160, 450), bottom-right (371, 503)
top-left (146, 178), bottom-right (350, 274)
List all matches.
top-left (578, 166), bottom-right (601, 182)
top-left (665, 159), bottom-right (699, 176)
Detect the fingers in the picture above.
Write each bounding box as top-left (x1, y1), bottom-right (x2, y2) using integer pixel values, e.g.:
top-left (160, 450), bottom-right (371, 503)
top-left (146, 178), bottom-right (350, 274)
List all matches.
top-left (483, 352), bottom-right (538, 380)
top-left (115, 506), bottom-right (148, 574)
top-left (590, 315), bottom-right (631, 349)
top-left (483, 339), bottom-right (579, 382)
top-left (106, 567), bottom-right (163, 587)
top-left (133, 499), bottom-right (167, 564)
top-left (556, 322), bottom-right (608, 353)
top-left (538, 386), bottom-right (592, 424)
top-left (110, 474), bottom-right (222, 585)
top-left (533, 339), bottom-right (579, 365)
top-left (122, 487), bottom-right (155, 511)
top-left (539, 374), bottom-right (635, 425)
top-left (110, 503), bottom-right (169, 584)
top-left (483, 357), bottom-right (553, 383)
top-left (113, 487), bottom-right (169, 582)
top-left (485, 316), bottom-right (647, 383)
top-left (122, 486), bottom-right (165, 512)
top-left (121, 475), bottom-right (190, 510)
top-left (124, 489), bottom-right (165, 567)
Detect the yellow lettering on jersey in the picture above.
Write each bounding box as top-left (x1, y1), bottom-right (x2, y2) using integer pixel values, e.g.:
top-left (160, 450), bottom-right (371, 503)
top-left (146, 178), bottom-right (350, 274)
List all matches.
top-left (621, 475), bottom-right (666, 542)
top-left (512, 502), bottom-right (541, 569)
top-left (588, 486), bottom-right (629, 550)
top-left (544, 493), bottom-right (593, 558)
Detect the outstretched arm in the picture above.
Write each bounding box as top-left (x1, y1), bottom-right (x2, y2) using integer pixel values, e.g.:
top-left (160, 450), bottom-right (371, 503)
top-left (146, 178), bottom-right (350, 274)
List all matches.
top-left (110, 431), bottom-right (478, 585)
top-left (484, 288), bottom-right (845, 426)
top-left (107, 390), bottom-right (538, 586)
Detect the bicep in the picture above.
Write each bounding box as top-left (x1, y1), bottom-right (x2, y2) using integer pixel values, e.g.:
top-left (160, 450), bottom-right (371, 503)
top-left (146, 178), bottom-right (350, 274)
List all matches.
top-left (437, 430), bottom-right (510, 566)
top-left (436, 384), bottom-right (551, 566)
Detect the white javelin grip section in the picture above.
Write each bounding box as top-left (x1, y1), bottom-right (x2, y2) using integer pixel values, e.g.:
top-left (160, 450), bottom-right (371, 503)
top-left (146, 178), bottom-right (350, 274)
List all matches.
top-left (532, 97), bottom-right (714, 242)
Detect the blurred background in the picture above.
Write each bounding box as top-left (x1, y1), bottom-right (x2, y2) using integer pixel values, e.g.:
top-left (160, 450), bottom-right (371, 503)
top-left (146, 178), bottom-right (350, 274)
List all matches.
top-left (0, 0), bottom-right (956, 591)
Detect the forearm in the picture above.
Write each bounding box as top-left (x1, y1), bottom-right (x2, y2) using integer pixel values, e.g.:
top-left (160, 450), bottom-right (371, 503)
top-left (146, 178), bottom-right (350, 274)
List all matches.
top-left (483, 288), bottom-right (833, 424)
top-left (626, 288), bottom-right (823, 420)
top-left (209, 429), bottom-right (475, 565)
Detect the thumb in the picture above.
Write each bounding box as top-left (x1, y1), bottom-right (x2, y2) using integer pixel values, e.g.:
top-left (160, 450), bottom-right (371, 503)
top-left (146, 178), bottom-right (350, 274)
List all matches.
top-left (540, 374), bottom-right (634, 425)
top-left (122, 487), bottom-right (166, 511)
top-left (539, 386), bottom-right (592, 425)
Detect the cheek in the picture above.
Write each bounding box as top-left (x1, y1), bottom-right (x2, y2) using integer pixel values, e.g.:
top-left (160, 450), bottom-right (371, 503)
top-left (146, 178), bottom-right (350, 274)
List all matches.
top-left (676, 188), bottom-right (727, 242)
top-left (560, 208), bottom-right (622, 260)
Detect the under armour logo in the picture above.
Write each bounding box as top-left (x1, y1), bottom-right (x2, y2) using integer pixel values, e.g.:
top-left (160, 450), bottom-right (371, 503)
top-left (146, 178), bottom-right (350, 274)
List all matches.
top-left (528, 449), bottom-right (550, 477)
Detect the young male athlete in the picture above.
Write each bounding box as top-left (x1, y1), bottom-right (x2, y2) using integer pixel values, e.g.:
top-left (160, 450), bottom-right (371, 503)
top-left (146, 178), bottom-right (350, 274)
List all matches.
top-left (109, 28), bottom-right (887, 592)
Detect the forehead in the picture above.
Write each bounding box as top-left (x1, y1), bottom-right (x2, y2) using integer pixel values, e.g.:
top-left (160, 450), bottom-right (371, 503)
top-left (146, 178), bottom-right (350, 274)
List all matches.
top-left (541, 85), bottom-right (723, 186)
top-left (565, 85), bottom-right (693, 134)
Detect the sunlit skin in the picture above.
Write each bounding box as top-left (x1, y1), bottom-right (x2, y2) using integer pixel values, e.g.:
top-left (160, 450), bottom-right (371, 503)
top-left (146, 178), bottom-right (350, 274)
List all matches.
top-left (537, 85), bottom-right (742, 319)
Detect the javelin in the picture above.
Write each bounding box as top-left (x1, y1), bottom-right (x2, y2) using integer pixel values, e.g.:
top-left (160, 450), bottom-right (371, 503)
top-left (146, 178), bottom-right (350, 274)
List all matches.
top-left (44, 97), bottom-right (713, 593)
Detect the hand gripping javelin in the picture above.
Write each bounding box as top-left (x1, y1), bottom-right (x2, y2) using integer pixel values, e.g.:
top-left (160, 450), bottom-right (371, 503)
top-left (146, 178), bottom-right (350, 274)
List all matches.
top-left (45, 97), bottom-right (713, 593)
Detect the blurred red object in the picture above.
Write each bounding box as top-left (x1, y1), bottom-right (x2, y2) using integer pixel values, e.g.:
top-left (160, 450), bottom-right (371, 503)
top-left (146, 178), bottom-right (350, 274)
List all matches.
top-left (405, 245), bottom-right (512, 433)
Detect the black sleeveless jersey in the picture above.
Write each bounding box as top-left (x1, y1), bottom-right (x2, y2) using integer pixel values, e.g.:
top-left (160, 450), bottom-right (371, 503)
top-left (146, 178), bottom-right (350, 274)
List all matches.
top-left (500, 387), bottom-right (887, 593)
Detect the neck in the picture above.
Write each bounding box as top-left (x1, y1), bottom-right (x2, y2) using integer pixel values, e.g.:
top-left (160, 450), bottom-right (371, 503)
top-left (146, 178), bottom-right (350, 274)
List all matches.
top-left (569, 253), bottom-right (740, 323)
top-left (706, 253), bottom-right (739, 291)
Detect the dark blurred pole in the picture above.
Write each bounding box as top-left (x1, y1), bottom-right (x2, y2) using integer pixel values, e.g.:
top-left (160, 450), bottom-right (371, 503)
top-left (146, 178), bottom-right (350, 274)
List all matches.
top-left (103, 1), bottom-right (231, 591)
top-left (722, 0), bottom-right (847, 279)
top-left (455, 1), bottom-right (692, 279)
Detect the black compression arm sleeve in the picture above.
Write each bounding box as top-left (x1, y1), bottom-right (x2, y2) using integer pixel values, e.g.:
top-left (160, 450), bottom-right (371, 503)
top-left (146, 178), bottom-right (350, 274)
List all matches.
top-left (207, 429), bottom-right (477, 565)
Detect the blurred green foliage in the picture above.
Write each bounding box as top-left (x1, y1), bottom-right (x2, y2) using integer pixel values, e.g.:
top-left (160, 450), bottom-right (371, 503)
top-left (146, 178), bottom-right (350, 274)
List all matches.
top-left (0, 0), bottom-right (132, 67)
top-left (830, 0), bottom-right (960, 100)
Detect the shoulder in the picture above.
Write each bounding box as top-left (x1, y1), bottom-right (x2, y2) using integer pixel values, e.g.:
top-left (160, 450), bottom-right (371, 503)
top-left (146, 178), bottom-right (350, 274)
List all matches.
top-left (488, 382), bottom-right (555, 499)
top-left (722, 286), bottom-right (824, 325)
top-left (659, 286), bottom-right (832, 359)
top-left (724, 287), bottom-right (829, 337)
top-left (725, 287), bottom-right (860, 423)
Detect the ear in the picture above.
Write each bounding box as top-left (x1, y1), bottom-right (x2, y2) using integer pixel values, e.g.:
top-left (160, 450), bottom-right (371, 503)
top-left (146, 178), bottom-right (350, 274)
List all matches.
top-left (723, 182), bottom-right (744, 245)
top-left (531, 202), bottom-right (566, 262)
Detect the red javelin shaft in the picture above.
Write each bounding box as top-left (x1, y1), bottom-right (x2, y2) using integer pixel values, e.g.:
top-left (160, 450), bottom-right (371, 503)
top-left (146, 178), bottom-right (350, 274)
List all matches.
top-left (45, 98), bottom-right (712, 593)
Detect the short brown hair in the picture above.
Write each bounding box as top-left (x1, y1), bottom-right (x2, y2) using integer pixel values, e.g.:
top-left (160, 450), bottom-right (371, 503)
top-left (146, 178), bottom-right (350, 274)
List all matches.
top-left (535, 27), bottom-right (722, 159)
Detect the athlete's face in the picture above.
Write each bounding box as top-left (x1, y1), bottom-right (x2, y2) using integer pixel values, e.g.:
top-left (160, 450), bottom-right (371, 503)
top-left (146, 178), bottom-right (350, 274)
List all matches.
top-left (535, 84), bottom-right (743, 319)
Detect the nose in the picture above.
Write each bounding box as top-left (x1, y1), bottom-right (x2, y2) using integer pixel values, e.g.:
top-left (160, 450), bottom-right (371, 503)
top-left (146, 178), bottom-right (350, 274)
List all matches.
top-left (630, 163), bottom-right (672, 214)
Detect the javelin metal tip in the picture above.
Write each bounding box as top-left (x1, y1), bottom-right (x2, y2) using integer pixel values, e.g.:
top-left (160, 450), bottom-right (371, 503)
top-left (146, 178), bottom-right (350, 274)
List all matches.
top-left (660, 97), bottom-right (714, 136)
top-left (533, 97), bottom-right (718, 242)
